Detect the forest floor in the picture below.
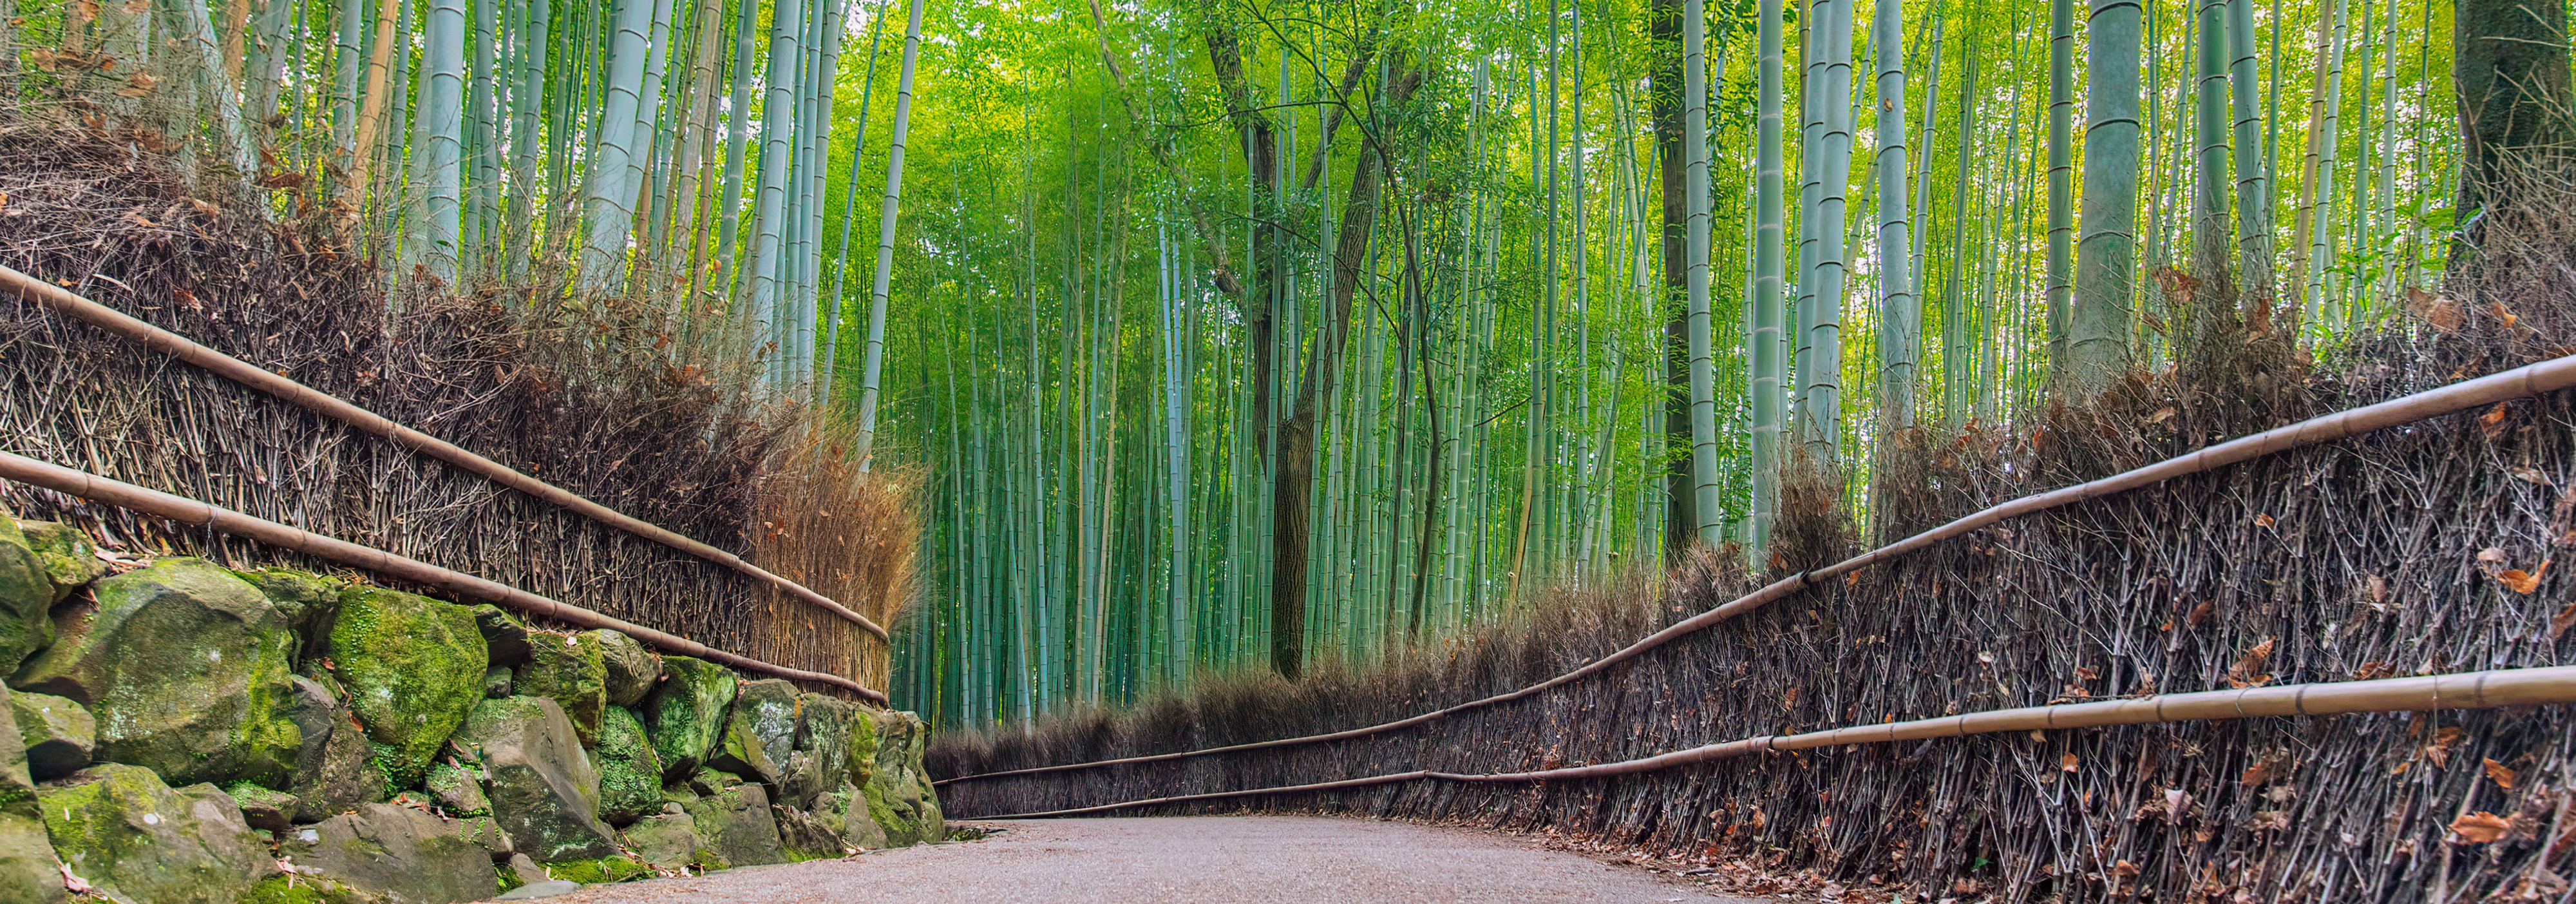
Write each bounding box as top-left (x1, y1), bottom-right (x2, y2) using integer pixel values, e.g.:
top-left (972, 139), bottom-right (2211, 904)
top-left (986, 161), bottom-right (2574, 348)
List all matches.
top-left (541, 815), bottom-right (1765, 903)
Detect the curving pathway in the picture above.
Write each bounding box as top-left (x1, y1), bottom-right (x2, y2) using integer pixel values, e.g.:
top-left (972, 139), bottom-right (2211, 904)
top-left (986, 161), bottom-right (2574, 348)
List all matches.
top-left (542, 816), bottom-right (1762, 903)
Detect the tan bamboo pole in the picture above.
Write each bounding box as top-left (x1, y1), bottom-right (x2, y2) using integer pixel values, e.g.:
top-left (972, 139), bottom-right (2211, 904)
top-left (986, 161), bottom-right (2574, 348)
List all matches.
top-left (0, 450), bottom-right (887, 704)
top-left (942, 350), bottom-right (2576, 785)
top-left (0, 264), bottom-right (888, 640)
top-left (975, 665), bottom-right (2576, 818)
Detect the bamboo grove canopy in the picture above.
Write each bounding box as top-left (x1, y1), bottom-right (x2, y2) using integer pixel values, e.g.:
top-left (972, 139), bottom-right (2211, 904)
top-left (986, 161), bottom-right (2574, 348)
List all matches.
top-left (0, 0), bottom-right (2509, 725)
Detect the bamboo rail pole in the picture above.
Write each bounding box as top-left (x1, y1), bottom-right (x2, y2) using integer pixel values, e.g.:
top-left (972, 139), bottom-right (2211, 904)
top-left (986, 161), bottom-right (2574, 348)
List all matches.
top-left (976, 664), bottom-right (2576, 818)
top-left (0, 264), bottom-right (888, 640)
top-left (942, 350), bottom-right (2576, 785)
top-left (0, 450), bottom-right (888, 704)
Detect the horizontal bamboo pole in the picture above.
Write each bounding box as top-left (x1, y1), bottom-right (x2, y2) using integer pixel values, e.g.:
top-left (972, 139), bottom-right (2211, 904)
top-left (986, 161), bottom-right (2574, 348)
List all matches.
top-left (0, 450), bottom-right (887, 704)
top-left (0, 264), bottom-right (888, 640)
top-left (942, 350), bottom-right (2576, 786)
top-left (972, 665), bottom-right (2576, 818)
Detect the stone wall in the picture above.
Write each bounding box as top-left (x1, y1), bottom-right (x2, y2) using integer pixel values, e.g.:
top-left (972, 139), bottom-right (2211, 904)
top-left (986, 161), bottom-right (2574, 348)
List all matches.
top-left (0, 503), bottom-right (942, 903)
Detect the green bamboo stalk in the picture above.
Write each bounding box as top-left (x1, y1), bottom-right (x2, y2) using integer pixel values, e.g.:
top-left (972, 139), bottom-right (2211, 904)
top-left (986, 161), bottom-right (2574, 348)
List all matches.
top-left (1877, 0), bottom-right (1918, 431)
top-left (1744, 0), bottom-right (1785, 555)
top-left (2065, 0), bottom-right (2140, 398)
top-left (2225, 0), bottom-right (2269, 304)
top-left (851, 0), bottom-right (924, 470)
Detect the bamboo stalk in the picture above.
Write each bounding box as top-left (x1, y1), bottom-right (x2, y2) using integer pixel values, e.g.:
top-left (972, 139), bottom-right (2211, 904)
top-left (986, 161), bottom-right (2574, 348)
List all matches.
top-left (0, 263), bottom-right (891, 640)
top-left (0, 451), bottom-right (885, 702)
top-left (971, 664), bottom-right (2576, 818)
top-left (938, 348), bottom-right (2576, 785)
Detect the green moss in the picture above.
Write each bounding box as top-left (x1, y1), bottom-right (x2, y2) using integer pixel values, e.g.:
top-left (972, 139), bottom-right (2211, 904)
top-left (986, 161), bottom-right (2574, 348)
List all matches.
top-left (515, 632), bottom-right (608, 746)
top-left (542, 855), bottom-right (650, 885)
top-left (327, 588), bottom-right (486, 786)
top-left (240, 876), bottom-right (369, 904)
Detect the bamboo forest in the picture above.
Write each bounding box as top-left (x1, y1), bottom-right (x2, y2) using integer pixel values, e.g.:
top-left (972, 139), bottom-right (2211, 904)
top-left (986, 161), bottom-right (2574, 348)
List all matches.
top-left (0, 0), bottom-right (2477, 733)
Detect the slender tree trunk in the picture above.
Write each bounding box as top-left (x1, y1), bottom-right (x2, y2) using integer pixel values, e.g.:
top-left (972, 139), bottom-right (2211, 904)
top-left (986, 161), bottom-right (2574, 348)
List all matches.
top-left (1875, 0), bottom-right (1917, 430)
top-left (1649, 0), bottom-right (1692, 561)
top-left (853, 0), bottom-right (926, 470)
top-left (1746, 0), bottom-right (1786, 555)
top-left (1271, 60), bottom-right (1420, 680)
top-left (2454, 0), bottom-right (2575, 275)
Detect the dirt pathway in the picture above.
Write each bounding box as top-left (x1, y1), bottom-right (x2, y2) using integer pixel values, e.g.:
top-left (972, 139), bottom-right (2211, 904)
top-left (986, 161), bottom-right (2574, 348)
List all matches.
top-left (543, 815), bottom-right (1763, 903)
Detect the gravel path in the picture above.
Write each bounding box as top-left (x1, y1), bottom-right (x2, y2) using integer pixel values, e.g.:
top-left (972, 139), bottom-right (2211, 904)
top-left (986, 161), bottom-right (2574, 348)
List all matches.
top-left (541, 816), bottom-right (1763, 903)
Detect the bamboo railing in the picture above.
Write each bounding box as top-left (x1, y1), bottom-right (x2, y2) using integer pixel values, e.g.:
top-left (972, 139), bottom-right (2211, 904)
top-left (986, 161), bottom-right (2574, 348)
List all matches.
top-left (0, 263), bottom-right (889, 640)
top-left (941, 349), bottom-right (2576, 786)
top-left (978, 664), bottom-right (2576, 818)
top-left (0, 450), bottom-right (887, 703)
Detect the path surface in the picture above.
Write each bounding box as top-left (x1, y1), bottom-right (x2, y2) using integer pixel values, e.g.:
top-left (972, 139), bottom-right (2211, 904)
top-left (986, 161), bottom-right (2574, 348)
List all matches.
top-left (545, 815), bottom-right (1762, 903)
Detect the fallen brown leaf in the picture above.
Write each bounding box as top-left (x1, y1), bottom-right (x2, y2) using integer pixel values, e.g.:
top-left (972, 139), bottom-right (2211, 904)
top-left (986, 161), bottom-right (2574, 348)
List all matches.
top-left (2453, 811), bottom-right (2512, 843)
top-left (2485, 757), bottom-right (2518, 790)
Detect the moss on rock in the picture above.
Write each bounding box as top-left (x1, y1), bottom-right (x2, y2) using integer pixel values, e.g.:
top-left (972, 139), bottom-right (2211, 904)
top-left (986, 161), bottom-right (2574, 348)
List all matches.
top-left (0, 512), bottom-right (53, 673)
top-left (18, 520), bottom-right (108, 604)
top-left (643, 656), bottom-right (737, 779)
top-left (539, 855), bottom-right (650, 885)
top-left (590, 630), bottom-right (661, 707)
top-left (325, 587), bottom-right (486, 786)
top-left (13, 557), bottom-right (303, 787)
top-left (39, 764), bottom-right (278, 904)
top-left (593, 706), bottom-right (664, 826)
top-left (515, 631), bottom-right (607, 746)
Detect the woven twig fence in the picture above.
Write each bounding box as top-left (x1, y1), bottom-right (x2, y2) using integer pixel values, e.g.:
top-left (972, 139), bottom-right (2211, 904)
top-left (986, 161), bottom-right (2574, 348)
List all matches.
top-left (0, 116), bottom-right (893, 696)
top-left (938, 374), bottom-right (2576, 900)
top-left (0, 450), bottom-right (882, 700)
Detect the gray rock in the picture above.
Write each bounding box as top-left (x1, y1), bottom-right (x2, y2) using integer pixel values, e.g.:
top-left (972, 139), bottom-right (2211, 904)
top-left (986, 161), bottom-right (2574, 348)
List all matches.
top-left (593, 706), bottom-right (664, 826)
top-left (857, 710), bottom-right (945, 847)
top-left (516, 631), bottom-right (607, 746)
top-left (708, 678), bottom-right (795, 785)
top-left (775, 804), bottom-right (844, 860)
top-left (828, 780), bottom-right (886, 851)
top-left (278, 802), bottom-right (491, 904)
top-left (782, 693), bottom-right (858, 809)
top-left (224, 783), bottom-right (298, 831)
top-left (473, 604), bottom-right (533, 667)
top-left (503, 853), bottom-right (550, 885)
top-left (451, 695), bottom-right (620, 863)
top-left (12, 557), bottom-right (302, 787)
top-left (38, 764), bottom-right (277, 904)
top-left (620, 809), bottom-right (706, 872)
top-left (424, 760), bottom-right (492, 817)
top-left (0, 514), bottom-right (57, 675)
top-left (591, 630), bottom-right (662, 707)
top-left (496, 879), bottom-right (585, 899)
top-left (17, 520), bottom-right (108, 604)
top-left (281, 675), bottom-right (389, 822)
top-left (643, 656), bottom-right (736, 780)
top-left (324, 586), bottom-right (487, 786)
top-left (681, 781), bottom-right (785, 868)
top-left (235, 567), bottom-right (337, 642)
top-left (0, 680), bottom-right (62, 902)
top-left (484, 665), bottom-right (515, 698)
top-left (9, 690), bottom-right (93, 780)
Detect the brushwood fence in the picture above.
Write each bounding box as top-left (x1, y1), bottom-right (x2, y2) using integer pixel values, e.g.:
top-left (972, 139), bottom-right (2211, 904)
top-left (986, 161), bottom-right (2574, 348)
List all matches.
top-left (937, 356), bottom-right (2576, 902)
top-left (0, 123), bottom-right (890, 698)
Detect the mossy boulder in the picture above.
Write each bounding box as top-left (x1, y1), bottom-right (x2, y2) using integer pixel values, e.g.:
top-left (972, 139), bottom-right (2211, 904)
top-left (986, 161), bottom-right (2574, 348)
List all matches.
top-left (10, 689), bottom-right (93, 780)
top-left (0, 682), bottom-right (63, 903)
top-left (225, 783), bottom-right (299, 831)
top-left (643, 656), bottom-right (737, 779)
top-left (325, 587), bottom-right (486, 786)
top-left (620, 806), bottom-right (710, 873)
top-left (482, 666), bottom-right (513, 698)
top-left (469, 604), bottom-right (533, 667)
top-left (591, 630), bottom-right (661, 707)
top-left (276, 803), bottom-right (494, 904)
top-left (423, 761), bottom-right (491, 817)
top-left (13, 557), bottom-right (303, 787)
top-left (826, 781), bottom-right (885, 850)
top-left (858, 710), bottom-right (944, 847)
top-left (281, 675), bottom-right (390, 822)
top-left (18, 520), bottom-right (108, 604)
top-left (515, 631), bottom-right (608, 746)
top-left (39, 763), bottom-right (278, 904)
top-left (0, 513), bottom-right (55, 673)
top-left (236, 567), bottom-right (339, 642)
top-left (594, 706), bottom-right (663, 826)
top-left (774, 804), bottom-right (844, 861)
top-left (709, 678), bottom-right (795, 785)
top-left (451, 695), bottom-right (619, 863)
top-left (781, 693), bottom-right (858, 809)
top-left (679, 781), bottom-right (784, 868)
top-left (242, 874), bottom-right (373, 904)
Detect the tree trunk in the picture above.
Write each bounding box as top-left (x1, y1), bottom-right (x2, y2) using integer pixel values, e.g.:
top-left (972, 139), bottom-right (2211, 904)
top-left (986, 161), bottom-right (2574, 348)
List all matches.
top-left (1649, 0), bottom-right (1692, 562)
top-left (2454, 0), bottom-right (2575, 274)
top-left (1271, 61), bottom-right (1420, 680)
